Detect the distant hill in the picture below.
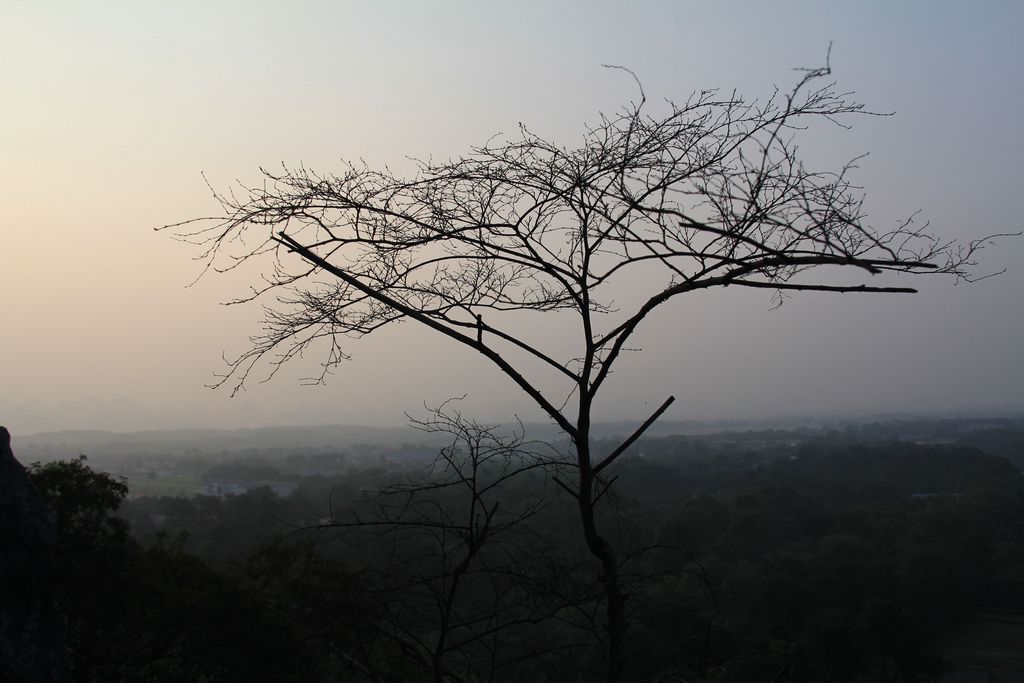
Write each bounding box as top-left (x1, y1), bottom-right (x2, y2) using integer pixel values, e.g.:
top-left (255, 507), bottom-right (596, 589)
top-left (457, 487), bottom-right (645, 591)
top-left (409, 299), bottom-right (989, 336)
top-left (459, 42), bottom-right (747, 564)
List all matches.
top-left (11, 414), bottom-right (1023, 462)
top-left (14, 425), bottom-right (433, 459)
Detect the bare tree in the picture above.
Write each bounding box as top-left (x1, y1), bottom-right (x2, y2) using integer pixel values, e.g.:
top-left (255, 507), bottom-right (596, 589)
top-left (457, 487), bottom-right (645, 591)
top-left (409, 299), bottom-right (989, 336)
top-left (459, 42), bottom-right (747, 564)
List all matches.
top-left (165, 56), bottom-right (1005, 681)
top-left (318, 403), bottom-right (592, 682)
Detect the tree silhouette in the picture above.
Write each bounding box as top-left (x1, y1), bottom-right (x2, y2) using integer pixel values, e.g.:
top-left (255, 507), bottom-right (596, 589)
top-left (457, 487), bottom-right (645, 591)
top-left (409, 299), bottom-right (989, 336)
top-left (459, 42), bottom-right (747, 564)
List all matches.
top-left (166, 56), bottom-right (1004, 681)
top-left (308, 403), bottom-right (592, 681)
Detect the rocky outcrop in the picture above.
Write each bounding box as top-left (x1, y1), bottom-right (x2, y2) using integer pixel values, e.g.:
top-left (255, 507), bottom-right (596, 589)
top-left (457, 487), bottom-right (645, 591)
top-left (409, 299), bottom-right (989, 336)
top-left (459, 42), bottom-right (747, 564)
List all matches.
top-left (0, 426), bottom-right (70, 682)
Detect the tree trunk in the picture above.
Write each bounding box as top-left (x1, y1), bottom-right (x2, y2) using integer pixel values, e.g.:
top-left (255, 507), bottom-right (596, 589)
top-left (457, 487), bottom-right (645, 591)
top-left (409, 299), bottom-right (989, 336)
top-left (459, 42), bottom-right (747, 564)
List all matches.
top-left (576, 435), bottom-right (627, 683)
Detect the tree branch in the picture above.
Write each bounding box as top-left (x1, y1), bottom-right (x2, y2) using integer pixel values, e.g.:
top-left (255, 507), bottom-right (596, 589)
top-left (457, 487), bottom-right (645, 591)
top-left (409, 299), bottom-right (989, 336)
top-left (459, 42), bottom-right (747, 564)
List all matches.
top-left (594, 396), bottom-right (675, 475)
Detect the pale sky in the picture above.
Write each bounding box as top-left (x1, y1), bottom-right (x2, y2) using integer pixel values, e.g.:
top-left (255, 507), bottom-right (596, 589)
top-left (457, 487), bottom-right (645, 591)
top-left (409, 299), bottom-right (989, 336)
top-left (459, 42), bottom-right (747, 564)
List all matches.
top-left (2, 1), bottom-right (1022, 434)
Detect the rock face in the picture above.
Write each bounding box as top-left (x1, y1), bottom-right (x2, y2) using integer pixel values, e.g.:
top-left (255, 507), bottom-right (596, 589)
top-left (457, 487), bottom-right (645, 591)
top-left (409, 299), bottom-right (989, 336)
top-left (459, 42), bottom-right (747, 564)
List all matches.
top-left (0, 426), bottom-right (70, 682)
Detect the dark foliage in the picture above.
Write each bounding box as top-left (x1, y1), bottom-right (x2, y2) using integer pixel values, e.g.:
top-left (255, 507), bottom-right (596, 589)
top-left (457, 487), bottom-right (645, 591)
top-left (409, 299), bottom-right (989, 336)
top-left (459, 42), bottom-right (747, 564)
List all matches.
top-left (24, 431), bottom-right (1024, 681)
top-left (27, 459), bottom-right (318, 682)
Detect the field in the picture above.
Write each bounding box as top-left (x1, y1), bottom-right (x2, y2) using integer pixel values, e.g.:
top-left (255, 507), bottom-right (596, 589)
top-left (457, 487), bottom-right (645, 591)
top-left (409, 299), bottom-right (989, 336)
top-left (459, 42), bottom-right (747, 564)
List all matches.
top-left (124, 474), bottom-right (202, 498)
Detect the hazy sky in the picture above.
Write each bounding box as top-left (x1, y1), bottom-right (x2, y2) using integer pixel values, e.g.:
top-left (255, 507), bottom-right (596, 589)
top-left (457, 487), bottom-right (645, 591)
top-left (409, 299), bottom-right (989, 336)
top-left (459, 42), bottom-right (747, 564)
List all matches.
top-left (2, 1), bottom-right (1022, 434)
